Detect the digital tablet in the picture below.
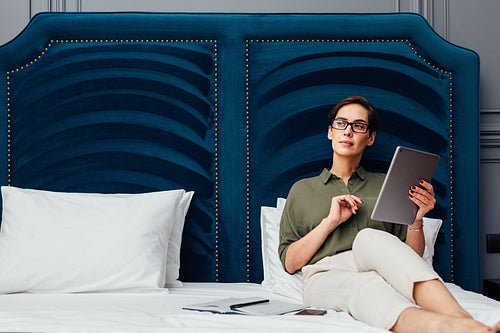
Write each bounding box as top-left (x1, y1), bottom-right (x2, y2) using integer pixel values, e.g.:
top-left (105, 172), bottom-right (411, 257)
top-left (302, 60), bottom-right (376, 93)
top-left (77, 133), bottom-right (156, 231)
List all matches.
top-left (371, 146), bottom-right (440, 225)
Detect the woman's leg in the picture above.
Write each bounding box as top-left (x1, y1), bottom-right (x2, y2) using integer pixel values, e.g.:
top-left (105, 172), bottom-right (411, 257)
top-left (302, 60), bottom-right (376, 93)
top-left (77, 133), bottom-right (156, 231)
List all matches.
top-left (303, 252), bottom-right (416, 330)
top-left (413, 278), bottom-right (471, 318)
top-left (352, 228), bottom-right (500, 332)
top-left (304, 265), bottom-right (500, 333)
top-left (353, 228), bottom-right (470, 317)
top-left (391, 307), bottom-right (499, 333)
top-left (352, 228), bottom-right (440, 301)
top-left (410, 281), bottom-right (500, 332)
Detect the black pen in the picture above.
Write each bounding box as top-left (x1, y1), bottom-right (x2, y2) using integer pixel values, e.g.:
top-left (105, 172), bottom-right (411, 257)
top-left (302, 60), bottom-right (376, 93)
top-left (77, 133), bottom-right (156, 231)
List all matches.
top-left (230, 299), bottom-right (269, 310)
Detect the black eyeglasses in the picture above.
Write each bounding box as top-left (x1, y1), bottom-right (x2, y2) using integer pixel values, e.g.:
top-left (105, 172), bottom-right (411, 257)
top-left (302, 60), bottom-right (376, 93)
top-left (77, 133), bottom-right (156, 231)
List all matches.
top-left (331, 119), bottom-right (370, 134)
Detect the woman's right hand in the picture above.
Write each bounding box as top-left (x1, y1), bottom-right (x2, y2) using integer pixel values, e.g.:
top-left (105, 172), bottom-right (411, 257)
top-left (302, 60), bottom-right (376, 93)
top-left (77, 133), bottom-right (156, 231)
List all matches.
top-left (284, 194), bottom-right (363, 274)
top-left (323, 194), bottom-right (364, 232)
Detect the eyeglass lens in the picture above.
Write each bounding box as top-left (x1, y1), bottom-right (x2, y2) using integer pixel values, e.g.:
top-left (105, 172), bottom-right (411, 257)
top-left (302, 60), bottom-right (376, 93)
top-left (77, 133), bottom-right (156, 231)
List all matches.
top-left (332, 120), bottom-right (368, 133)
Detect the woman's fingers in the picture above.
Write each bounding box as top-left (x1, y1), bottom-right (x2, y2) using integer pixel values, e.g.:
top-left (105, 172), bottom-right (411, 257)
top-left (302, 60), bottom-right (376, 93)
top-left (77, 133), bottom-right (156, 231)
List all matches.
top-left (409, 188), bottom-right (435, 207)
top-left (409, 183), bottom-right (436, 221)
top-left (335, 195), bottom-right (363, 213)
top-left (410, 182), bottom-right (436, 203)
top-left (417, 179), bottom-right (434, 196)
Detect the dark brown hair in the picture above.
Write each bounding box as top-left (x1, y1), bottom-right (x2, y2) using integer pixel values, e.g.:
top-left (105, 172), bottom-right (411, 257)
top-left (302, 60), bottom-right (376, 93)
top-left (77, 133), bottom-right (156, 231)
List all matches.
top-left (328, 96), bottom-right (379, 135)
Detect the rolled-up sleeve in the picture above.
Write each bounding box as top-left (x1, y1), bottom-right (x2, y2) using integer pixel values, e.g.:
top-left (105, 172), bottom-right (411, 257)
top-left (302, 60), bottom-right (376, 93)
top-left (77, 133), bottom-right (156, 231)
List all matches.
top-left (278, 186), bottom-right (301, 269)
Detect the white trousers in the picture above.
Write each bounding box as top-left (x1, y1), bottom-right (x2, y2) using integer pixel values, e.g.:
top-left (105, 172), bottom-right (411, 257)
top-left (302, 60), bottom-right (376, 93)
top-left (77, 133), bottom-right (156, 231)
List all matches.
top-left (302, 228), bottom-right (441, 330)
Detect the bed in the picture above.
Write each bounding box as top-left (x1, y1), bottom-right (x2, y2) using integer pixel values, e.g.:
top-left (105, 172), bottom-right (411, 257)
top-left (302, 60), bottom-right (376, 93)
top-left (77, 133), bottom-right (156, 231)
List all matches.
top-left (0, 12), bottom-right (497, 332)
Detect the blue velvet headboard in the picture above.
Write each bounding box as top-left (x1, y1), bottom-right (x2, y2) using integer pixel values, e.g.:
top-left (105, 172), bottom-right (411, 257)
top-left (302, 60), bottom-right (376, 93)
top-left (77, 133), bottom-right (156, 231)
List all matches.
top-left (0, 13), bottom-right (480, 292)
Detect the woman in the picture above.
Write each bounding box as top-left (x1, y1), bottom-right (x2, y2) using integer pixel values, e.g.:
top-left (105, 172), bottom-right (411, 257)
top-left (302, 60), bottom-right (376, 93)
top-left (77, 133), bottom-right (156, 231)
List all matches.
top-left (279, 96), bottom-right (499, 333)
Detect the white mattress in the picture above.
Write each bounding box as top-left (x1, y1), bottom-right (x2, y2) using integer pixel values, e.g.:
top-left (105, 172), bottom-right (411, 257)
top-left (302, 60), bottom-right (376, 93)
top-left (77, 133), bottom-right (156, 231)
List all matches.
top-left (0, 282), bottom-right (498, 332)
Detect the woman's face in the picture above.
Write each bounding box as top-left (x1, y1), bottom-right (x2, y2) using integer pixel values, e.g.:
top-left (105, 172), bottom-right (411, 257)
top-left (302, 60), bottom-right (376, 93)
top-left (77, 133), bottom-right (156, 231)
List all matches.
top-left (327, 103), bottom-right (376, 159)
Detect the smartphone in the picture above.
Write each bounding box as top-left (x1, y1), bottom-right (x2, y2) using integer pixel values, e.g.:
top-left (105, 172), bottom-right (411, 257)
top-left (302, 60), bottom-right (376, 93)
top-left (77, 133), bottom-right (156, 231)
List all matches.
top-left (295, 309), bottom-right (327, 315)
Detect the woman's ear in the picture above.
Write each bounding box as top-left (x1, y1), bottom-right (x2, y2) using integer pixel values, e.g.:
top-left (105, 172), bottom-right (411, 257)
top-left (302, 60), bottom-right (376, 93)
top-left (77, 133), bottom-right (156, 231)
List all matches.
top-left (327, 126), bottom-right (333, 140)
top-left (367, 131), bottom-right (376, 146)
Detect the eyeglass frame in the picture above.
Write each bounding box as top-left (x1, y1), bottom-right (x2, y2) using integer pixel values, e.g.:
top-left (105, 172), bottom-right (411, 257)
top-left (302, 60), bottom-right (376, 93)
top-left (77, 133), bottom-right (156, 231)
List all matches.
top-left (330, 119), bottom-right (370, 134)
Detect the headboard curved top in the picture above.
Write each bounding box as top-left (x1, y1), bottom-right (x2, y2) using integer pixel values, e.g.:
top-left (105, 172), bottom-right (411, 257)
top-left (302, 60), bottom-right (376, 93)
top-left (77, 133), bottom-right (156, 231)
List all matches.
top-left (0, 13), bottom-right (480, 291)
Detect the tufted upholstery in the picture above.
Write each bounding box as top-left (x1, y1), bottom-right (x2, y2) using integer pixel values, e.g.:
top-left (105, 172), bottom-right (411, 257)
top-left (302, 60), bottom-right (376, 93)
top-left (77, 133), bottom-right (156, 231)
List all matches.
top-left (0, 13), bottom-right (480, 291)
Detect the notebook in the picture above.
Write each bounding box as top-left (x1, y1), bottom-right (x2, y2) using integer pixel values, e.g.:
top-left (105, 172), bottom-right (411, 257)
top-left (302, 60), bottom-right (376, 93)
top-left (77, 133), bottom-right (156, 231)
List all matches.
top-left (183, 297), bottom-right (306, 315)
top-left (371, 146), bottom-right (439, 225)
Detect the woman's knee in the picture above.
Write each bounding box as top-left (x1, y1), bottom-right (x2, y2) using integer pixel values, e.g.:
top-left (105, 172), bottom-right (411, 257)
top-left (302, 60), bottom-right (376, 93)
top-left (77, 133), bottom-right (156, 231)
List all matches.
top-left (353, 228), bottom-right (393, 251)
top-left (352, 228), bottom-right (405, 270)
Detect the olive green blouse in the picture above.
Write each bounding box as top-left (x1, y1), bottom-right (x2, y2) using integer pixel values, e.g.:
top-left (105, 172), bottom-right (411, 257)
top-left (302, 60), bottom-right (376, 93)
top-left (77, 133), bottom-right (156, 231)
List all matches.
top-left (279, 167), bottom-right (407, 269)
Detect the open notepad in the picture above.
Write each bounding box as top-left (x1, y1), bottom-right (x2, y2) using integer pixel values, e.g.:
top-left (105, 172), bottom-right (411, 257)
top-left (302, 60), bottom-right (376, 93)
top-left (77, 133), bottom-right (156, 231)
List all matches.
top-left (183, 297), bottom-right (306, 315)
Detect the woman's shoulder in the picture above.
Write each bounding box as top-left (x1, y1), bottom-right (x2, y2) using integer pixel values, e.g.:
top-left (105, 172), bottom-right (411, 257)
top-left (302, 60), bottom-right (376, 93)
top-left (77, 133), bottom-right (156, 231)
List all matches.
top-left (293, 175), bottom-right (321, 185)
top-left (290, 170), bottom-right (327, 191)
top-left (366, 171), bottom-right (386, 179)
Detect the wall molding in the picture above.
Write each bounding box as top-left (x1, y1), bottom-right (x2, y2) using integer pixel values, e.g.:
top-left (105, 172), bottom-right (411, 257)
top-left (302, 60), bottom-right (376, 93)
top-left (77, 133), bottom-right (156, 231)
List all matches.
top-left (29, 0), bottom-right (49, 18)
top-left (403, 0), bottom-right (449, 40)
top-left (30, 0), bottom-right (81, 18)
top-left (480, 107), bottom-right (500, 114)
top-left (443, 0), bottom-right (450, 40)
top-left (51, 0), bottom-right (66, 12)
top-left (480, 108), bottom-right (500, 163)
top-left (423, 0), bottom-right (434, 27)
top-left (407, 0), bottom-right (433, 24)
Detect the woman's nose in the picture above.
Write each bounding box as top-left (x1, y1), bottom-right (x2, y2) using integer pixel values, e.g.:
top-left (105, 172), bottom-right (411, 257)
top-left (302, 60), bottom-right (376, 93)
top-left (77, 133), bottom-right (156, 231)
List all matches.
top-left (343, 125), bottom-right (354, 135)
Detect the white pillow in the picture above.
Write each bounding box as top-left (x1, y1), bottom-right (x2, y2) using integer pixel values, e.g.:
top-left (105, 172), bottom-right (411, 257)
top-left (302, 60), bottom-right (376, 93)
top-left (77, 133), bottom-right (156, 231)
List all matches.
top-left (0, 186), bottom-right (186, 294)
top-left (422, 217), bottom-right (443, 267)
top-left (260, 198), bottom-right (303, 301)
top-left (165, 191), bottom-right (194, 287)
top-left (260, 198), bottom-right (442, 301)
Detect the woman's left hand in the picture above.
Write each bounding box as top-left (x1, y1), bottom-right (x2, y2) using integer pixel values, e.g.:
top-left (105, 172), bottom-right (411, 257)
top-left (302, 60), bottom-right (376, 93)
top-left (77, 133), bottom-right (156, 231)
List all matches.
top-left (409, 179), bottom-right (436, 221)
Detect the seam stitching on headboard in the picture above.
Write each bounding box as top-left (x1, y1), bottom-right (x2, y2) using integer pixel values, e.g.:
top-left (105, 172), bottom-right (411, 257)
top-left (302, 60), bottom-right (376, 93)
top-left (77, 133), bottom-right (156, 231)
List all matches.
top-left (408, 41), bottom-right (452, 73)
top-left (245, 41), bottom-right (251, 282)
top-left (245, 38), bottom-right (451, 74)
top-left (410, 41), bottom-right (455, 282)
top-left (247, 37), bottom-right (455, 283)
top-left (6, 36), bottom-right (456, 284)
top-left (214, 41), bottom-right (220, 282)
top-left (6, 72), bottom-right (11, 186)
top-left (6, 40), bottom-right (52, 186)
top-left (7, 38), bottom-right (222, 282)
top-left (449, 74), bottom-right (455, 282)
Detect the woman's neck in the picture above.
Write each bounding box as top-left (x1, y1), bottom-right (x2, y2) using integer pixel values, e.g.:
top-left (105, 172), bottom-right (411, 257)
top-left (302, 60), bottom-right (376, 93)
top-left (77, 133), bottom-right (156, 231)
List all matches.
top-left (330, 155), bottom-right (361, 185)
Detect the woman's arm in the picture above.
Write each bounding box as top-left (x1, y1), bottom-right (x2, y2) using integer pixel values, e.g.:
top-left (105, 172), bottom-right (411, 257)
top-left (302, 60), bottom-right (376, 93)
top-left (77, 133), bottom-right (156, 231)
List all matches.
top-left (284, 194), bottom-right (363, 274)
top-left (405, 218), bottom-right (425, 256)
top-left (405, 180), bottom-right (436, 256)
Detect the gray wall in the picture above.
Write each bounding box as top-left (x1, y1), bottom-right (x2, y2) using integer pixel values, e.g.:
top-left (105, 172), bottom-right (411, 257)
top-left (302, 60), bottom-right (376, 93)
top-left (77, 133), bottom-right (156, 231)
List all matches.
top-left (1, 0), bottom-right (499, 284)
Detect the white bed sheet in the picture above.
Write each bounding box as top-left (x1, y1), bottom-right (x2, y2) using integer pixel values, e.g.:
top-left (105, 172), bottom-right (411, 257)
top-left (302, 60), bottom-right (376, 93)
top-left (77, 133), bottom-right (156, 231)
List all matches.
top-left (0, 282), bottom-right (498, 333)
